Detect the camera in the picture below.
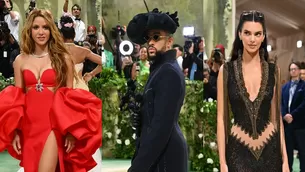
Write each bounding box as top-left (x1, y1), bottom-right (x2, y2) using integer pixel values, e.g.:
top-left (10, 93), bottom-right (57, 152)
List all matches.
top-left (0, 0), bottom-right (6, 21)
top-left (26, 0), bottom-right (36, 18)
top-left (120, 79), bottom-right (143, 137)
top-left (110, 25), bottom-right (125, 39)
top-left (211, 48), bottom-right (223, 64)
top-left (0, 0), bottom-right (5, 10)
top-left (0, 21), bottom-right (10, 42)
top-left (28, 0), bottom-right (36, 12)
top-left (183, 36), bottom-right (202, 55)
top-left (182, 26), bottom-right (202, 55)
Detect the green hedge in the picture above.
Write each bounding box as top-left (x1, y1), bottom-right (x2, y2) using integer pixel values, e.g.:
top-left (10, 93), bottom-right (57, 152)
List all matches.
top-left (0, 69), bottom-right (219, 171)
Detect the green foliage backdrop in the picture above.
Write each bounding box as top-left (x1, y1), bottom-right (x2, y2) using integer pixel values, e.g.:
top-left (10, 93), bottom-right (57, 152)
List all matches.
top-left (0, 69), bottom-right (219, 171)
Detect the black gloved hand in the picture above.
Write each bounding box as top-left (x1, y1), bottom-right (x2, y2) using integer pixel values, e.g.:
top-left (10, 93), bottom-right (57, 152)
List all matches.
top-left (131, 111), bottom-right (141, 137)
top-left (131, 112), bottom-right (141, 128)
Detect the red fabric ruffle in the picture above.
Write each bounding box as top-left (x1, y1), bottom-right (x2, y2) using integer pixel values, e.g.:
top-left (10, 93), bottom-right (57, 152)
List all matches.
top-left (50, 87), bottom-right (102, 171)
top-left (0, 86), bottom-right (25, 160)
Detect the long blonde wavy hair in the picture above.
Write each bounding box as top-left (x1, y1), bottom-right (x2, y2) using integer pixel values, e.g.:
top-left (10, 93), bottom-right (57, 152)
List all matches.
top-left (21, 9), bottom-right (73, 89)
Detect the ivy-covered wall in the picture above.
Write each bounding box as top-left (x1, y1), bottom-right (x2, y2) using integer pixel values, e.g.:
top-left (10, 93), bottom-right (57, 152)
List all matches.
top-left (11, 0), bottom-right (102, 39)
top-left (11, 0), bottom-right (235, 58)
top-left (102, 0), bottom-right (234, 57)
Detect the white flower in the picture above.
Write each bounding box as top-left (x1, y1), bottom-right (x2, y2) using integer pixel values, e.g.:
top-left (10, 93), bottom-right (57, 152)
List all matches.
top-left (9, 77), bottom-right (14, 80)
top-left (208, 98), bottom-right (213, 102)
top-left (116, 139), bottom-right (122, 144)
top-left (200, 107), bottom-right (204, 113)
top-left (197, 153), bottom-right (203, 159)
top-left (0, 73), bottom-right (2, 76)
top-left (125, 139), bottom-right (130, 145)
top-left (106, 132), bottom-right (112, 138)
top-left (210, 142), bottom-right (216, 148)
top-left (116, 129), bottom-right (121, 135)
top-left (198, 133), bottom-right (203, 139)
top-left (207, 158), bottom-right (214, 164)
top-left (231, 118), bottom-right (234, 124)
top-left (213, 168), bottom-right (219, 172)
top-left (132, 133), bottom-right (136, 140)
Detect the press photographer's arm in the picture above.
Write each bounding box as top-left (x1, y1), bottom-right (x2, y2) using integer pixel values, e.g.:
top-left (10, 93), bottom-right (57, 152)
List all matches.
top-left (3, 0), bottom-right (19, 25)
top-left (0, 21), bottom-right (17, 46)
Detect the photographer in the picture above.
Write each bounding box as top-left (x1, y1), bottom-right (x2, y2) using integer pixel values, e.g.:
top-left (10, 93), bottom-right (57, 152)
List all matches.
top-left (182, 37), bottom-right (206, 81)
top-left (209, 47), bottom-right (224, 78)
top-left (0, 21), bottom-right (19, 78)
top-left (0, 0), bottom-right (20, 42)
top-left (203, 48), bottom-right (224, 100)
top-left (63, 0), bottom-right (86, 44)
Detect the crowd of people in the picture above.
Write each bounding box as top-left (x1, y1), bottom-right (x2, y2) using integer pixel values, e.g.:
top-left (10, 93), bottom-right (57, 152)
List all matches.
top-left (0, 0), bottom-right (303, 172)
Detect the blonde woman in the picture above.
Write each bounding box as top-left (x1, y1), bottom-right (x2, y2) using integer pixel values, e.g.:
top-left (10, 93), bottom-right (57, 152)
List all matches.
top-left (0, 9), bottom-right (102, 171)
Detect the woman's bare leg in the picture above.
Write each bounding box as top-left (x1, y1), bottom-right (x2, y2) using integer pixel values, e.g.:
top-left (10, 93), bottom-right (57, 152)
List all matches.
top-left (38, 131), bottom-right (58, 172)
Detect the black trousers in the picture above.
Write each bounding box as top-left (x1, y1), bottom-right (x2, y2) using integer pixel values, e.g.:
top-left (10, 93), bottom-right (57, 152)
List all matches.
top-left (285, 126), bottom-right (305, 172)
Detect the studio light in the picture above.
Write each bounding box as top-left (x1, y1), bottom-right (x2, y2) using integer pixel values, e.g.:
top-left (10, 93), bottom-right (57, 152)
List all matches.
top-left (297, 40), bottom-right (302, 48)
top-left (267, 45), bottom-right (272, 52)
top-left (183, 26), bottom-right (195, 37)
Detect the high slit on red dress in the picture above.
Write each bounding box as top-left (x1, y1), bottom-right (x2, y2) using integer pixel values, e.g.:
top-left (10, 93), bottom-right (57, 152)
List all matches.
top-left (0, 68), bottom-right (102, 172)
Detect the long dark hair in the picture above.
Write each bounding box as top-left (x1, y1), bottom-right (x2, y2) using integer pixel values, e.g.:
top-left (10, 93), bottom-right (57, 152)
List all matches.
top-left (230, 11), bottom-right (268, 61)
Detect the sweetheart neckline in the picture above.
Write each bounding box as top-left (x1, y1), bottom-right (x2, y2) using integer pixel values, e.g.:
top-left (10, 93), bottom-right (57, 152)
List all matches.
top-left (23, 68), bottom-right (55, 81)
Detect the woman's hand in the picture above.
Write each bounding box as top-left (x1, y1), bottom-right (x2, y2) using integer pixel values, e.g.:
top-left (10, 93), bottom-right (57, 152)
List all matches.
top-left (65, 133), bottom-right (76, 153)
top-left (83, 72), bottom-right (93, 84)
top-left (282, 162), bottom-right (290, 172)
top-left (12, 132), bottom-right (21, 155)
top-left (220, 164), bottom-right (228, 172)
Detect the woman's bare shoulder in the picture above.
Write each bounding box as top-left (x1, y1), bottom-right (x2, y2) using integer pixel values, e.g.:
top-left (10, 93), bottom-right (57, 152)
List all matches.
top-left (14, 53), bottom-right (30, 64)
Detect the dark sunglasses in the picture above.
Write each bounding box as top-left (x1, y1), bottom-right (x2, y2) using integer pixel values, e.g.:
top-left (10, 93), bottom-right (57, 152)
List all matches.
top-left (144, 34), bottom-right (169, 42)
top-left (241, 10), bottom-right (264, 19)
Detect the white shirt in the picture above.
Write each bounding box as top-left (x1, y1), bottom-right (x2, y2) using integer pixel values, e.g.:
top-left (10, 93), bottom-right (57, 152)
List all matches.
top-left (71, 16), bottom-right (86, 42)
top-left (5, 11), bottom-right (20, 42)
top-left (177, 56), bottom-right (183, 70)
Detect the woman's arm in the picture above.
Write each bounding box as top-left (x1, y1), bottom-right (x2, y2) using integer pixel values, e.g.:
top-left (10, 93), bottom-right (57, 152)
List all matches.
top-left (217, 65), bottom-right (226, 165)
top-left (280, 115), bottom-right (288, 163)
top-left (65, 55), bottom-right (74, 88)
top-left (85, 49), bottom-right (102, 66)
top-left (277, 69), bottom-right (289, 163)
top-left (13, 55), bottom-right (24, 89)
top-left (83, 50), bottom-right (103, 81)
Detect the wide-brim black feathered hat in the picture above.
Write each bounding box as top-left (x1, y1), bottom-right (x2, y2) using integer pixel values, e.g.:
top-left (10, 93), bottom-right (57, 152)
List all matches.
top-left (127, 8), bottom-right (180, 45)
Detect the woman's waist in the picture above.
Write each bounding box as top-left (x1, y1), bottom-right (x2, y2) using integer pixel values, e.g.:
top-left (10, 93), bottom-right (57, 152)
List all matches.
top-left (73, 77), bottom-right (89, 90)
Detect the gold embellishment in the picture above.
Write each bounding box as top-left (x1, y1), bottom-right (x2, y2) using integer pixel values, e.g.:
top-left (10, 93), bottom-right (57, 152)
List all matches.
top-left (232, 57), bottom-right (270, 159)
top-left (231, 122), bottom-right (276, 160)
top-left (233, 58), bottom-right (269, 139)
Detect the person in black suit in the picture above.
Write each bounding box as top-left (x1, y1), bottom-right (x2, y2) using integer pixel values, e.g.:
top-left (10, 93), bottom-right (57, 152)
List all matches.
top-left (126, 8), bottom-right (188, 172)
top-left (281, 61), bottom-right (305, 172)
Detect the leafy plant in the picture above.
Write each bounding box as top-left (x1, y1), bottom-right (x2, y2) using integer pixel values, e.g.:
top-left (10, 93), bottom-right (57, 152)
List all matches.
top-left (0, 73), bottom-right (14, 91)
top-left (0, 69), bottom-right (219, 171)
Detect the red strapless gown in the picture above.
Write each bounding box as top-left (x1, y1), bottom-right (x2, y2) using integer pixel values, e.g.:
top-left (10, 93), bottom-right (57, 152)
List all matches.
top-left (0, 69), bottom-right (102, 172)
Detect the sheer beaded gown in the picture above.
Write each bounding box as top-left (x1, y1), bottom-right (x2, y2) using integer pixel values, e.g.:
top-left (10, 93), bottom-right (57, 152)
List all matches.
top-left (0, 67), bottom-right (102, 171)
top-left (223, 57), bottom-right (282, 171)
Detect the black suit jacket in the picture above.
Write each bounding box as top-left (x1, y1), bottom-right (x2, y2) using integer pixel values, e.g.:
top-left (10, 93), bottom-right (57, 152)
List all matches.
top-left (129, 50), bottom-right (188, 172)
top-left (281, 79), bottom-right (305, 129)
